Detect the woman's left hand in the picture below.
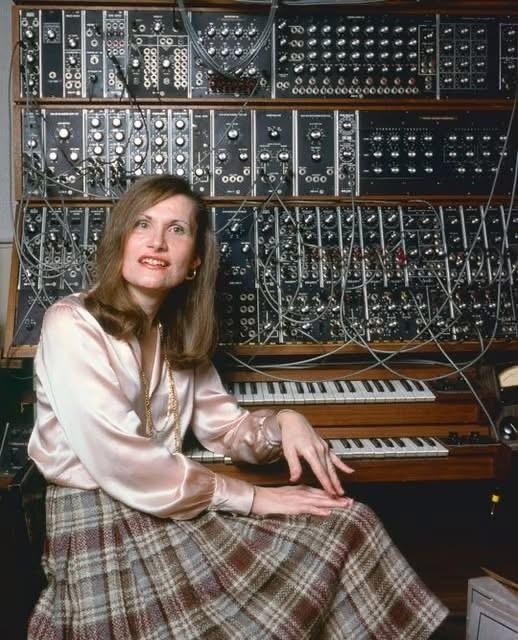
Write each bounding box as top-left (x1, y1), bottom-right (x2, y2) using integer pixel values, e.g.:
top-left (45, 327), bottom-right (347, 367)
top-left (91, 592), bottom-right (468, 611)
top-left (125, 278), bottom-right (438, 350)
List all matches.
top-left (277, 410), bottom-right (354, 497)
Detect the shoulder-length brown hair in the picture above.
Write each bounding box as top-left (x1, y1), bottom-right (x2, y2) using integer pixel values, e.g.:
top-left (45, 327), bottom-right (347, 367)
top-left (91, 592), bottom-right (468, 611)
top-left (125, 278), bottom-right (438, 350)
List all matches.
top-left (84, 175), bottom-right (218, 369)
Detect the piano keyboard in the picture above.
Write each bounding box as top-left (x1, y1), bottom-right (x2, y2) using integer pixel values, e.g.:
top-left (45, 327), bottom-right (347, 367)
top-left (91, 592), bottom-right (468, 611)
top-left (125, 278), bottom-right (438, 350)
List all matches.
top-left (227, 379), bottom-right (435, 405)
top-left (329, 436), bottom-right (448, 458)
top-left (183, 436), bottom-right (448, 464)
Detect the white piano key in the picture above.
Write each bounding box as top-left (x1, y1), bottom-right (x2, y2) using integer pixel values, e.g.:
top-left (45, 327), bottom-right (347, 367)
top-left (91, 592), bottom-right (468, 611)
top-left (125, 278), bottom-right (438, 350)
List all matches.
top-left (340, 379), bottom-right (362, 403)
top-left (320, 380), bottom-right (340, 403)
top-left (337, 438), bottom-right (359, 458)
top-left (380, 437), bottom-right (399, 455)
top-left (329, 439), bottom-right (350, 456)
top-left (390, 379), bottom-right (414, 402)
top-left (404, 379), bottom-right (434, 402)
top-left (240, 382), bottom-right (255, 404)
top-left (249, 381), bottom-right (265, 404)
top-left (298, 380), bottom-right (316, 403)
top-left (271, 381), bottom-right (288, 404)
top-left (351, 380), bottom-right (370, 402)
top-left (412, 380), bottom-right (436, 402)
top-left (278, 381), bottom-right (290, 402)
top-left (408, 436), bottom-right (440, 456)
top-left (399, 437), bottom-right (423, 455)
top-left (302, 381), bottom-right (319, 404)
top-left (310, 381), bottom-right (329, 404)
top-left (367, 436), bottom-right (391, 457)
top-left (423, 436), bottom-right (449, 456)
top-left (284, 381), bottom-right (304, 404)
top-left (260, 381), bottom-right (275, 404)
top-left (375, 380), bottom-right (396, 403)
top-left (390, 436), bottom-right (416, 457)
top-left (352, 438), bottom-right (379, 457)
top-left (187, 446), bottom-right (230, 463)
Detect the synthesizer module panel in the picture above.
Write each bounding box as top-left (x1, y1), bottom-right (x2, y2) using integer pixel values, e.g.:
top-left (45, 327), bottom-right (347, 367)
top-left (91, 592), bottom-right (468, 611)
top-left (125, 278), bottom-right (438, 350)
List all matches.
top-left (7, 1), bottom-right (518, 355)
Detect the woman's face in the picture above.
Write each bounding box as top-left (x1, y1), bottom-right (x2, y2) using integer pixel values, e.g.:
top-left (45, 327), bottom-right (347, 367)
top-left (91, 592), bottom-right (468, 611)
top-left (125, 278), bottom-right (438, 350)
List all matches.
top-left (121, 194), bottom-right (201, 306)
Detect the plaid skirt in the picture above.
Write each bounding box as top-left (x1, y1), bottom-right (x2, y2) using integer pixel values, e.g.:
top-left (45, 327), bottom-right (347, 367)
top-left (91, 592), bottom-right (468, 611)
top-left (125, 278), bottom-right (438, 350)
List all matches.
top-left (28, 485), bottom-right (447, 640)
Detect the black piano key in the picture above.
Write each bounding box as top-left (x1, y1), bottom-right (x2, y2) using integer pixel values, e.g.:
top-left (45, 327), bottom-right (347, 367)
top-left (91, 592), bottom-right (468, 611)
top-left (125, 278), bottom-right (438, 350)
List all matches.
top-left (344, 380), bottom-right (355, 393)
top-left (414, 380), bottom-right (425, 391)
top-left (423, 436), bottom-right (436, 447)
top-left (401, 379), bottom-right (412, 392)
top-left (317, 381), bottom-right (326, 393)
top-left (296, 381), bottom-right (304, 394)
top-left (364, 380), bottom-right (374, 393)
top-left (370, 437), bottom-right (382, 448)
top-left (307, 382), bottom-right (316, 393)
top-left (334, 380), bottom-right (345, 392)
top-left (411, 436), bottom-right (424, 447)
top-left (251, 381), bottom-right (257, 394)
top-left (239, 382), bottom-right (246, 395)
top-left (393, 437), bottom-right (406, 447)
top-left (382, 438), bottom-right (395, 448)
top-left (267, 382), bottom-right (275, 394)
top-left (353, 438), bottom-right (364, 448)
top-left (339, 439), bottom-right (352, 449)
top-left (385, 380), bottom-right (396, 392)
top-left (373, 380), bottom-right (384, 393)
top-left (280, 381), bottom-right (288, 394)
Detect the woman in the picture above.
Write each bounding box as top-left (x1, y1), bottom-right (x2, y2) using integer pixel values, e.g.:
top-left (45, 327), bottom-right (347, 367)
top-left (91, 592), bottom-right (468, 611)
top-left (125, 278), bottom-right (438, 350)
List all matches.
top-left (28, 175), bottom-right (447, 639)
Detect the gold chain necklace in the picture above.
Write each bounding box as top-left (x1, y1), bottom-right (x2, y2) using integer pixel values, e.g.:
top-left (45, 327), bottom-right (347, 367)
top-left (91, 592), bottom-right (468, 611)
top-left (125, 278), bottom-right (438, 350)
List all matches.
top-left (140, 324), bottom-right (180, 452)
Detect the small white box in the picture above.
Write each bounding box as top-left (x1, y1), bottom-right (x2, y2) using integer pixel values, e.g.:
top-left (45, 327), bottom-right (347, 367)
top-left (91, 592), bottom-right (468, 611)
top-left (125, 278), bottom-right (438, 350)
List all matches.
top-left (467, 577), bottom-right (518, 640)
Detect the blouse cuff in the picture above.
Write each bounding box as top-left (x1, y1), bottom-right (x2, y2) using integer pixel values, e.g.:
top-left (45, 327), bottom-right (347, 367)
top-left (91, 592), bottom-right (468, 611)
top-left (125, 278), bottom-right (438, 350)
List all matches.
top-left (209, 474), bottom-right (255, 515)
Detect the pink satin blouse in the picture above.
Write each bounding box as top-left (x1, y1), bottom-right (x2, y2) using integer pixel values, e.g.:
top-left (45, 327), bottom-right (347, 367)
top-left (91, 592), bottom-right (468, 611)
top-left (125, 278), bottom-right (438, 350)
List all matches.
top-left (28, 293), bottom-right (283, 520)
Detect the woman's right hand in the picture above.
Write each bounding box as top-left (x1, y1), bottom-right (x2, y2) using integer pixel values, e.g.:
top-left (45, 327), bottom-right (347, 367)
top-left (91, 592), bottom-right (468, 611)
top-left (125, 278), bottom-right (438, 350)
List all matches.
top-left (251, 485), bottom-right (353, 517)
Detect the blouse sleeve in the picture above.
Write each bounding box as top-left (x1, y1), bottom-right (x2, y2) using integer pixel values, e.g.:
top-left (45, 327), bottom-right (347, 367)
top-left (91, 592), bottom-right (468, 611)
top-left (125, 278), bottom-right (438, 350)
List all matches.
top-left (32, 302), bottom-right (255, 519)
top-left (191, 361), bottom-right (283, 465)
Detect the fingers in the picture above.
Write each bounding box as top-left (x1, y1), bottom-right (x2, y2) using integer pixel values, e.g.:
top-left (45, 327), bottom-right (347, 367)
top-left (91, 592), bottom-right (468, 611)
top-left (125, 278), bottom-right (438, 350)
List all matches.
top-left (302, 440), bottom-right (347, 496)
top-left (251, 484), bottom-right (353, 517)
top-left (293, 486), bottom-right (353, 516)
top-left (283, 445), bottom-right (303, 483)
top-left (326, 454), bottom-right (345, 496)
top-left (304, 446), bottom-right (339, 497)
top-left (330, 452), bottom-right (355, 475)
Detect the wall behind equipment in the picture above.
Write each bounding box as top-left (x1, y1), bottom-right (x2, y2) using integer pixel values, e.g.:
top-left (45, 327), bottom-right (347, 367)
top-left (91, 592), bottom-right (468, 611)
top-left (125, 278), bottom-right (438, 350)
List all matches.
top-left (1, 0), bottom-right (13, 349)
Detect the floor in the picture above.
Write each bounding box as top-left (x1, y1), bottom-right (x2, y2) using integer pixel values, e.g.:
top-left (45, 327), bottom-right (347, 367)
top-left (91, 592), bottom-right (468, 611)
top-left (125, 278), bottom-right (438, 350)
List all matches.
top-left (432, 616), bottom-right (467, 639)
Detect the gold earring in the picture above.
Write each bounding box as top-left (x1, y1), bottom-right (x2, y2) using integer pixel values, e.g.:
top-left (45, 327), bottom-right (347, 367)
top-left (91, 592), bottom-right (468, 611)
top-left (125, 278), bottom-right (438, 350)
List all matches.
top-left (185, 268), bottom-right (197, 281)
